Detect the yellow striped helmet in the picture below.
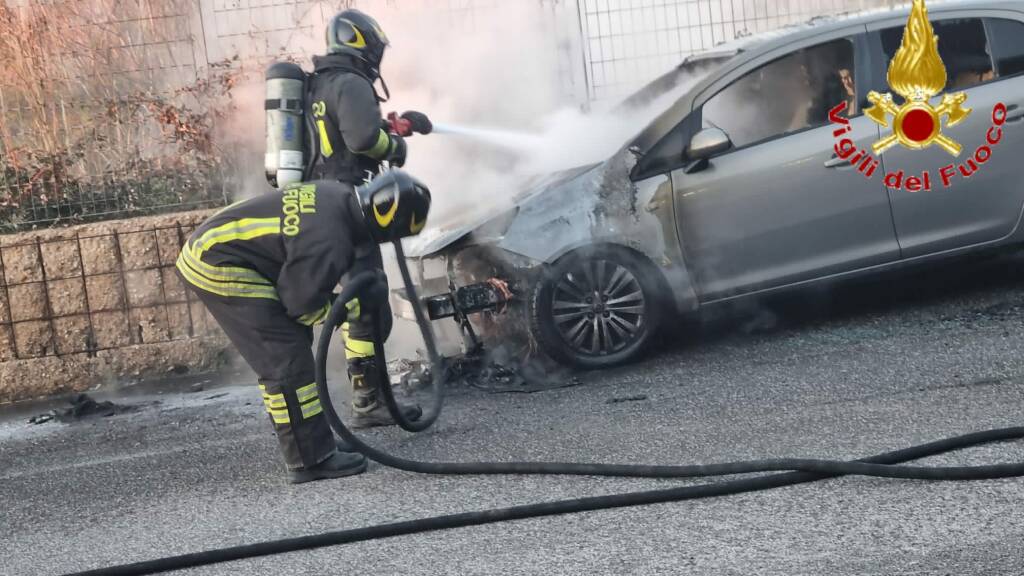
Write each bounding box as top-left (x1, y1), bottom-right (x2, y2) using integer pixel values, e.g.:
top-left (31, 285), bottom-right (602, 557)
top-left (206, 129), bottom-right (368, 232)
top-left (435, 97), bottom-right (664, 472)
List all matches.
top-left (326, 9), bottom-right (389, 75)
top-left (356, 170), bottom-right (431, 243)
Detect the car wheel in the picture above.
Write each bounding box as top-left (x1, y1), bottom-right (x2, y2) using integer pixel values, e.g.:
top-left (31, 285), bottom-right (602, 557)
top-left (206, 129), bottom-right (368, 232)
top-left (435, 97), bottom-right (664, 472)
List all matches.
top-left (528, 246), bottom-right (664, 369)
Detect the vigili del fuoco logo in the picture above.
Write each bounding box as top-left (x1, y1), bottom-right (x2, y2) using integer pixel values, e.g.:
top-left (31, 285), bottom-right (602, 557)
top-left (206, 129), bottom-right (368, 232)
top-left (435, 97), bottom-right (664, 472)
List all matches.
top-left (829, 0), bottom-right (1007, 191)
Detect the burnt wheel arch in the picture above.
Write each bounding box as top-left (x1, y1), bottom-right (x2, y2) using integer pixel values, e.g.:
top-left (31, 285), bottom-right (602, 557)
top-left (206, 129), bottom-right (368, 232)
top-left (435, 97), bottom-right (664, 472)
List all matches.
top-left (528, 244), bottom-right (669, 369)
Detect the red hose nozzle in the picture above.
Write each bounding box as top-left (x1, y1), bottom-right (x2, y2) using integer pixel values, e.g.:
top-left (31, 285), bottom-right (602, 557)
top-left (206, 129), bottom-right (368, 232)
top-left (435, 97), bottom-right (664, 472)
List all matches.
top-left (387, 112), bottom-right (413, 137)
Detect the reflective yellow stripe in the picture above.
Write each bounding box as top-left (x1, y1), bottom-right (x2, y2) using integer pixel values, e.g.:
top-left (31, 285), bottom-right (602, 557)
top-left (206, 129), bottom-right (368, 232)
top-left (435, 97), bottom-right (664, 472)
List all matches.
top-left (345, 339), bottom-right (375, 359)
top-left (340, 321), bottom-right (375, 358)
top-left (301, 399), bottom-right (323, 419)
top-left (295, 383), bottom-right (318, 404)
top-left (192, 218), bottom-right (281, 260)
top-left (179, 246), bottom-right (271, 285)
top-left (298, 302), bottom-right (331, 326)
top-left (260, 387), bottom-right (291, 423)
top-left (177, 255), bottom-right (278, 300)
top-left (176, 254), bottom-right (280, 300)
top-left (410, 212), bottom-right (426, 234)
top-left (317, 120), bottom-right (334, 158)
top-left (178, 217), bottom-right (282, 299)
top-left (355, 129), bottom-right (391, 159)
top-left (268, 408), bottom-right (290, 424)
top-left (346, 298), bottom-right (361, 320)
top-left (343, 26), bottom-right (367, 49)
top-left (194, 217), bottom-right (280, 246)
top-left (262, 394), bottom-right (287, 410)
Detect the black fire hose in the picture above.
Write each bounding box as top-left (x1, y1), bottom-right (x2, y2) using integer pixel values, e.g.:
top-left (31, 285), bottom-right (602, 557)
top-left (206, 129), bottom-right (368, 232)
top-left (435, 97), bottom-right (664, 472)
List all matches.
top-left (373, 240), bottom-right (445, 432)
top-left (63, 254), bottom-right (1024, 576)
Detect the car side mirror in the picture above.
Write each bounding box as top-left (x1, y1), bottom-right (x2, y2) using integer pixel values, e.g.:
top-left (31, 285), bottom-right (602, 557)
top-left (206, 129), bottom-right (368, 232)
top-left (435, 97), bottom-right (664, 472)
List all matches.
top-left (684, 128), bottom-right (732, 174)
top-left (688, 127), bottom-right (732, 159)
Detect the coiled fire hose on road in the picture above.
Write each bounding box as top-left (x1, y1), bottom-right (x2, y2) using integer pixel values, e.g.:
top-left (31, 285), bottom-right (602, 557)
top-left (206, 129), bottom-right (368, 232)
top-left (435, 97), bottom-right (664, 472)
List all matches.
top-left (66, 241), bottom-right (1024, 576)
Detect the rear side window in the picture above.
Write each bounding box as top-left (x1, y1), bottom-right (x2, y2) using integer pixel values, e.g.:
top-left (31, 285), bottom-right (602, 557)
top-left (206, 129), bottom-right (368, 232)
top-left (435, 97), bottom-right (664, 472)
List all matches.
top-left (880, 18), bottom-right (994, 90)
top-left (986, 18), bottom-right (1024, 77)
top-left (701, 38), bottom-right (856, 151)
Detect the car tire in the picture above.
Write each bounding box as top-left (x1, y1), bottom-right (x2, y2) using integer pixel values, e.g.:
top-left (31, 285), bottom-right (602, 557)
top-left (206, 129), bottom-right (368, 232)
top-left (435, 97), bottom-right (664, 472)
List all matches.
top-left (528, 245), bottom-right (665, 369)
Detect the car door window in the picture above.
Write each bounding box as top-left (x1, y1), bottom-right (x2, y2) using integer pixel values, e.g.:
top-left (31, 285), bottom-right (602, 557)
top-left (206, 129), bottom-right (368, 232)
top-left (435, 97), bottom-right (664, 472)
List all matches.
top-left (701, 38), bottom-right (856, 151)
top-left (987, 18), bottom-right (1024, 77)
top-left (880, 18), bottom-right (994, 90)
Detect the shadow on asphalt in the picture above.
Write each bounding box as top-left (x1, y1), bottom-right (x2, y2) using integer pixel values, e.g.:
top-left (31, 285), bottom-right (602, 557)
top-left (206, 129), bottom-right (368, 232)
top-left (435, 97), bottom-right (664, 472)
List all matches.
top-left (656, 248), bottom-right (1024, 355)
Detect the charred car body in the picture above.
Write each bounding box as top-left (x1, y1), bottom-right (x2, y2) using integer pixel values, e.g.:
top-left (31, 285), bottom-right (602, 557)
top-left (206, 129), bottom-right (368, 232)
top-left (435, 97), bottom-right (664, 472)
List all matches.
top-left (395, 1), bottom-right (1024, 368)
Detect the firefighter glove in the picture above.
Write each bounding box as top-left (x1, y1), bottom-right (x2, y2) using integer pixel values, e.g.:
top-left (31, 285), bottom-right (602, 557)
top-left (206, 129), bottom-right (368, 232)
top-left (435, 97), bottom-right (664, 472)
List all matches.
top-left (387, 134), bottom-right (407, 167)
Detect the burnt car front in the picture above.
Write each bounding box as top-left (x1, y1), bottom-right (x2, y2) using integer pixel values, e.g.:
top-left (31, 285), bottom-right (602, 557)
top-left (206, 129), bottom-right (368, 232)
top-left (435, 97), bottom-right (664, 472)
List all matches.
top-left (391, 165), bottom-right (597, 352)
top-left (391, 150), bottom-right (694, 368)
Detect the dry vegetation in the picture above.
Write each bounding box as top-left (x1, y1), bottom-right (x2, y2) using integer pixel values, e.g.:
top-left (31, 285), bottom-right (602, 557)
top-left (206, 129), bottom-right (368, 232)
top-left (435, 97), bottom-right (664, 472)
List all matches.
top-left (0, 0), bottom-right (241, 230)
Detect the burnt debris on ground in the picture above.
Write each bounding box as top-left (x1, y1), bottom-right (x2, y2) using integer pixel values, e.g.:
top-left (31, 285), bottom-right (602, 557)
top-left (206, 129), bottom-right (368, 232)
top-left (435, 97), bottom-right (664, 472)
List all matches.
top-left (28, 393), bottom-right (143, 425)
top-left (394, 345), bottom-right (581, 395)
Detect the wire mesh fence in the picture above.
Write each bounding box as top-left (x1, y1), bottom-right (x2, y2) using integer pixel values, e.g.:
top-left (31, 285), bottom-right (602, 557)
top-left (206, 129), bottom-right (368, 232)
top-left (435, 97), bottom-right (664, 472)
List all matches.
top-left (0, 0), bottom-right (895, 230)
top-left (577, 0), bottom-right (892, 101)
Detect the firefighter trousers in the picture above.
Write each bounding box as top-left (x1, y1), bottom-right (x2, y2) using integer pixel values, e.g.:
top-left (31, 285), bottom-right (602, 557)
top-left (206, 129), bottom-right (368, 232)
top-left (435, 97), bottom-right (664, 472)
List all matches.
top-left (190, 290), bottom-right (336, 470)
top-left (340, 243), bottom-right (392, 363)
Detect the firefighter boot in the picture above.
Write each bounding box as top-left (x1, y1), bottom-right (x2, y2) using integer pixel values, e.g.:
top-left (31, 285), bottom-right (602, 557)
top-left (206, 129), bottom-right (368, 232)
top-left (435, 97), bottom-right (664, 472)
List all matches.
top-left (349, 357), bottom-right (422, 429)
top-left (288, 450), bottom-right (368, 484)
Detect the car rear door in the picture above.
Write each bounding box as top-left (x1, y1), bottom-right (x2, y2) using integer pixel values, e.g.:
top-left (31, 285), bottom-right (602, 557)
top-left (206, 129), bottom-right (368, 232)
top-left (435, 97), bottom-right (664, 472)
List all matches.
top-left (867, 11), bottom-right (1024, 258)
top-left (671, 29), bottom-right (900, 299)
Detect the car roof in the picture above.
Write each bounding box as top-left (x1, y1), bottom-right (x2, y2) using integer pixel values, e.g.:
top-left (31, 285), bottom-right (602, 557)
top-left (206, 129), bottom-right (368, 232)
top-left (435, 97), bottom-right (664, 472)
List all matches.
top-left (632, 0), bottom-right (1024, 155)
top-left (727, 0), bottom-right (1024, 56)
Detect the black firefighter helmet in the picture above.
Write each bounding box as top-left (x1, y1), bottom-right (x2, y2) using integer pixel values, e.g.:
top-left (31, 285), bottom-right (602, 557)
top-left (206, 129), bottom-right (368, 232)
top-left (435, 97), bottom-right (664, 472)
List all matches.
top-left (326, 9), bottom-right (389, 76)
top-left (356, 170), bottom-right (431, 243)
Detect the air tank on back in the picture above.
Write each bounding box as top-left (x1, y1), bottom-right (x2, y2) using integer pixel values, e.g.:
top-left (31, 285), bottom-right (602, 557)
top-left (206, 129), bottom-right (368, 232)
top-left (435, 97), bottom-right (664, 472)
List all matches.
top-left (265, 62), bottom-right (307, 189)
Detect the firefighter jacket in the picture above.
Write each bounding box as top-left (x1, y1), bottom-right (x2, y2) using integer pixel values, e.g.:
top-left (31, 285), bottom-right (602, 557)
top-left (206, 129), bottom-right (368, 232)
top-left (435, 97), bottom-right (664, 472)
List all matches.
top-left (176, 180), bottom-right (370, 325)
top-left (307, 54), bottom-right (402, 185)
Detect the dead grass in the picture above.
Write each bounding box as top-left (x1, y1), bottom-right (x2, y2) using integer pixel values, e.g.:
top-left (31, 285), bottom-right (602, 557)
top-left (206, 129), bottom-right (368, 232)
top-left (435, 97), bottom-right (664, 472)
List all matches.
top-left (0, 0), bottom-right (238, 228)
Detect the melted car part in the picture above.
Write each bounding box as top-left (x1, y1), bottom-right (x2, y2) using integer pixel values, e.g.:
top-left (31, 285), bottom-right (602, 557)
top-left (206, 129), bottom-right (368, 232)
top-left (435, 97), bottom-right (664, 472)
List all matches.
top-left (423, 278), bottom-right (512, 320)
top-left (29, 394), bottom-right (139, 424)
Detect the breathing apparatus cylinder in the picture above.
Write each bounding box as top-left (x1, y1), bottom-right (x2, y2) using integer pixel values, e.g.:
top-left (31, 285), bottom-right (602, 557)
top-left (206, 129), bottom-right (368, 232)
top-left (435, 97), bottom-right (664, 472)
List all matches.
top-left (264, 62), bottom-right (307, 189)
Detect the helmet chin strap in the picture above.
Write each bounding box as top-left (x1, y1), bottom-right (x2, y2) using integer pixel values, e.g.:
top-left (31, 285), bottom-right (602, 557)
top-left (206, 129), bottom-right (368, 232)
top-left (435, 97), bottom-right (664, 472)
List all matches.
top-left (375, 75), bottom-right (391, 103)
top-left (355, 54), bottom-right (389, 103)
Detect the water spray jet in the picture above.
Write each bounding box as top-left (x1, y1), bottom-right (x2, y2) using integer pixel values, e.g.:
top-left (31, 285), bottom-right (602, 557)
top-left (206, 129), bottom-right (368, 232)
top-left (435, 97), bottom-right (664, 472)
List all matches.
top-left (431, 122), bottom-right (545, 152)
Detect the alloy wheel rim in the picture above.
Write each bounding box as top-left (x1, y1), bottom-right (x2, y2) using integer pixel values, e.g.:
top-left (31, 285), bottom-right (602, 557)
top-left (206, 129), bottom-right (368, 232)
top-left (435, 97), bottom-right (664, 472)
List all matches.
top-left (551, 259), bottom-right (646, 356)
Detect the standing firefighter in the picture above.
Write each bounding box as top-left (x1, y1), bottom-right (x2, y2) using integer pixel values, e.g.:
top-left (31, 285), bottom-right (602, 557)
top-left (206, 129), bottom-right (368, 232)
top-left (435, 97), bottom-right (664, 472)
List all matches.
top-left (307, 9), bottom-right (433, 428)
top-left (176, 172), bottom-right (431, 483)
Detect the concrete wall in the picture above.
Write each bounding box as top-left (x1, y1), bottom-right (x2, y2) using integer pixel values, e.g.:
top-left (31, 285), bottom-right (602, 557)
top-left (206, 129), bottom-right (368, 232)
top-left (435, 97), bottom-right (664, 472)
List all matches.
top-left (0, 210), bottom-right (229, 403)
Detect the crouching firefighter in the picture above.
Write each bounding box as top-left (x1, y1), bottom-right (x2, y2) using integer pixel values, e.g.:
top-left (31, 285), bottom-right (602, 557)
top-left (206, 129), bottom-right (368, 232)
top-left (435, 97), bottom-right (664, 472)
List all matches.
top-left (176, 171), bottom-right (431, 483)
top-left (306, 8), bottom-right (433, 428)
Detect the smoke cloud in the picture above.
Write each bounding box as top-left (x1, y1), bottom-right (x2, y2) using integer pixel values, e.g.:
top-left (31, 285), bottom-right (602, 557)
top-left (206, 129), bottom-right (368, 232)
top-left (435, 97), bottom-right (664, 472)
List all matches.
top-left (377, 1), bottom-right (709, 228)
top-left (369, 1), bottom-right (568, 227)
top-left (218, 1), bottom-right (710, 224)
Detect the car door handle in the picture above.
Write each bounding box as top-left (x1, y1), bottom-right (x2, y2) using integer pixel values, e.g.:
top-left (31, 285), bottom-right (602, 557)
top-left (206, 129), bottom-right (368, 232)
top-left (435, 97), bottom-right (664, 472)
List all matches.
top-left (1006, 104), bottom-right (1024, 123)
top-left (824, 155), bottom-right (852, 168)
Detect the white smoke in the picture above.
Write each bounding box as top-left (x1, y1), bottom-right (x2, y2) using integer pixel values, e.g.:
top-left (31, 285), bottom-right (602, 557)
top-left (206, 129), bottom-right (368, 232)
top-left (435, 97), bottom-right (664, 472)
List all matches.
top-left (219, 1), bottom-right (710, 223)
top-left (375, 4), bottom-right (718, 232)
top-left (366, 1), bottom-right (568, 228)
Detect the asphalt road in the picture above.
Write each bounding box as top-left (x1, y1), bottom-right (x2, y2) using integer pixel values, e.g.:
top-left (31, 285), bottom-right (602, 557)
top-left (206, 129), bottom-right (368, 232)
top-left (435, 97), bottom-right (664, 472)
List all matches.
top-left (4, 252), bottom-right (1024, 576)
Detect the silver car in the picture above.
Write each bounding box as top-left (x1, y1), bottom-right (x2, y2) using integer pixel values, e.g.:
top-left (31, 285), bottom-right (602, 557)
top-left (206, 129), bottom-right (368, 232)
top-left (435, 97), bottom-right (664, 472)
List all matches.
top-left (396, 1), bottom-right (1024, 368)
